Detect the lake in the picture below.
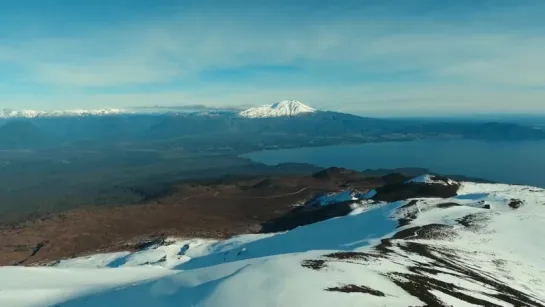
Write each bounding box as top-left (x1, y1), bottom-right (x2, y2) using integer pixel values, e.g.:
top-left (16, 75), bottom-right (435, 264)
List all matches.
top-left (244, 140), bottom-right (545, 188)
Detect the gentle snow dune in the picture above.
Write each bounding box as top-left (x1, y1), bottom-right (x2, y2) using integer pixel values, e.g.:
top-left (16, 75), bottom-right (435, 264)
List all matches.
top-left (0, 266), bottom-right (173, 307)
top-left (1, 181), bottom-right (545, 306)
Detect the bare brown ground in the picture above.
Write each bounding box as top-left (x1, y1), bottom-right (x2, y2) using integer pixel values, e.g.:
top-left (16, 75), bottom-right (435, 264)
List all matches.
top-left (0, 171), bottom-right (384, 266)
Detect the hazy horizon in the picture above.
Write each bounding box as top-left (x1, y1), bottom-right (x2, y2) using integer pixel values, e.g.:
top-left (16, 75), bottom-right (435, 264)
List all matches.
top-left (2, 0), bottom-right (545, 115)
top-left (3, 103), bottom-right (545, 120)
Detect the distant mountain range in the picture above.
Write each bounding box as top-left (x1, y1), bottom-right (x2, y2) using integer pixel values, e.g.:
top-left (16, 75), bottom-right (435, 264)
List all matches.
top-left (1, 100), bottom-right (317, 119)
top-left (1, 101), bottom-right (544, 149)
top-left (0, 108), bottom-right (126, 118)
top-left (1, 101), bottom-right (317, 119)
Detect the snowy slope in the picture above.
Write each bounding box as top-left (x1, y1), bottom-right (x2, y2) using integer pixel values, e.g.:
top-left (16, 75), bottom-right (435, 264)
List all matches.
top-left (1, 178), bottom-right (545, 306)
top-left (238, 100), bottom-right (317, 118)
top-left (406, 174), bottom-right (457, 186)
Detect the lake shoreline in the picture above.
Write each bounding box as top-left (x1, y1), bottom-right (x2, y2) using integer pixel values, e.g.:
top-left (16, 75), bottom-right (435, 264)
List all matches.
top-left (243, 139), bottom-right (545, 188)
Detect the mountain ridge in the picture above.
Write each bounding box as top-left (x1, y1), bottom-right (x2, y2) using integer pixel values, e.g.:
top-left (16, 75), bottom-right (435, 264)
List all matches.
top-left (1, 108), bottom-right (126, 118)
top-left (2, 176), bottom-right (544, 306)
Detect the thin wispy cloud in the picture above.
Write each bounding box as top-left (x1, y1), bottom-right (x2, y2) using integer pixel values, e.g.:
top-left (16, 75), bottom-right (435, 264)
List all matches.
top-left (0, 0), bottom-right (544, 114)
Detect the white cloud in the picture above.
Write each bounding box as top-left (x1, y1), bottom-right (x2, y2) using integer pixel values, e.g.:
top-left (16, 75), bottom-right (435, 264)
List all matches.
top-left (440, 45), bottom-right (545, 87)
top-left (34, 61), bottom-right (180, 87)
top-left (1, 2), bottom-right (545, 113)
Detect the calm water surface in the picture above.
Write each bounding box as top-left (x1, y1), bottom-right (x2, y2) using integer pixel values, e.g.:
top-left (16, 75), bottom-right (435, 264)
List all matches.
top-left (244, 140), bottom-right (545, 188)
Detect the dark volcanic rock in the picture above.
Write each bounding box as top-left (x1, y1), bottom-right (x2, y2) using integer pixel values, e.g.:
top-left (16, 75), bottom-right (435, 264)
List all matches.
top-left (260, 201), bottom-right (354, 233)
top-left (436, 202), bottom-right (462, 209)
top-left (301, 259), bottom-right (327, 270)
top-left (325, 251), bottom-right (383, 261)
top-left (508, 199), bottom-right (524, 209)
top-left (456, 213), bottom-right (488, 231)
top-left (373, 181), bottom-right (460, 202)
top-left (312, 167), bottom-right (361, 180)
top-left (326, 284), bottom-right (385, 297)
top-left (392, 224), bottom-right (455, 240)
top-left (381, 173), bottom-right (411, 185)
top-left (132, 234), bottom-right (167, 251)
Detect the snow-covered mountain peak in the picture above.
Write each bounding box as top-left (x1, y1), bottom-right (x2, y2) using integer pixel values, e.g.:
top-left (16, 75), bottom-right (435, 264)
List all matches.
top-left (238, 100), bottom-right (317, 118)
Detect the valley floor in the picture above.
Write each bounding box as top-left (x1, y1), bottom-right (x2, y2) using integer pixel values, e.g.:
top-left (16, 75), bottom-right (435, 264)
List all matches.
top-left (0, 169), bottom-right (380, 266)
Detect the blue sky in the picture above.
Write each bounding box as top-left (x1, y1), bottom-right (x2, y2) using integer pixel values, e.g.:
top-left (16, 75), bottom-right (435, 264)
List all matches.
top-left (1, 0), bottom-right (545, 115)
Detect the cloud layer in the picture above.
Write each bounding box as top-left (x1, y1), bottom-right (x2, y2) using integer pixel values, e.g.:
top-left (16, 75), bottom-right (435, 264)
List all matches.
top-left (1, 1), bottom-right (545, 115)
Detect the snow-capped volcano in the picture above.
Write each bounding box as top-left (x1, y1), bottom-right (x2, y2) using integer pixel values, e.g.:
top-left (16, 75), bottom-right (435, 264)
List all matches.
top-left (0, 108), bottom-right (127, 118)
top-left (238, 100), bottom-right (317, 118)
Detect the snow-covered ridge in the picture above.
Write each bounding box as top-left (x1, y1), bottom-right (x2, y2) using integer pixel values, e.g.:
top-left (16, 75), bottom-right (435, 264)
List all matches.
top-left (1, 108), bottom-right (127, 118)
top-left (238, 100), bottom-right (317, 118)
top-left (2, 178), bottom-right (545, 306)
top-left (1, 108), bottom-right (234, 118)
top-left (406, 174), bottom-right (458, 186)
